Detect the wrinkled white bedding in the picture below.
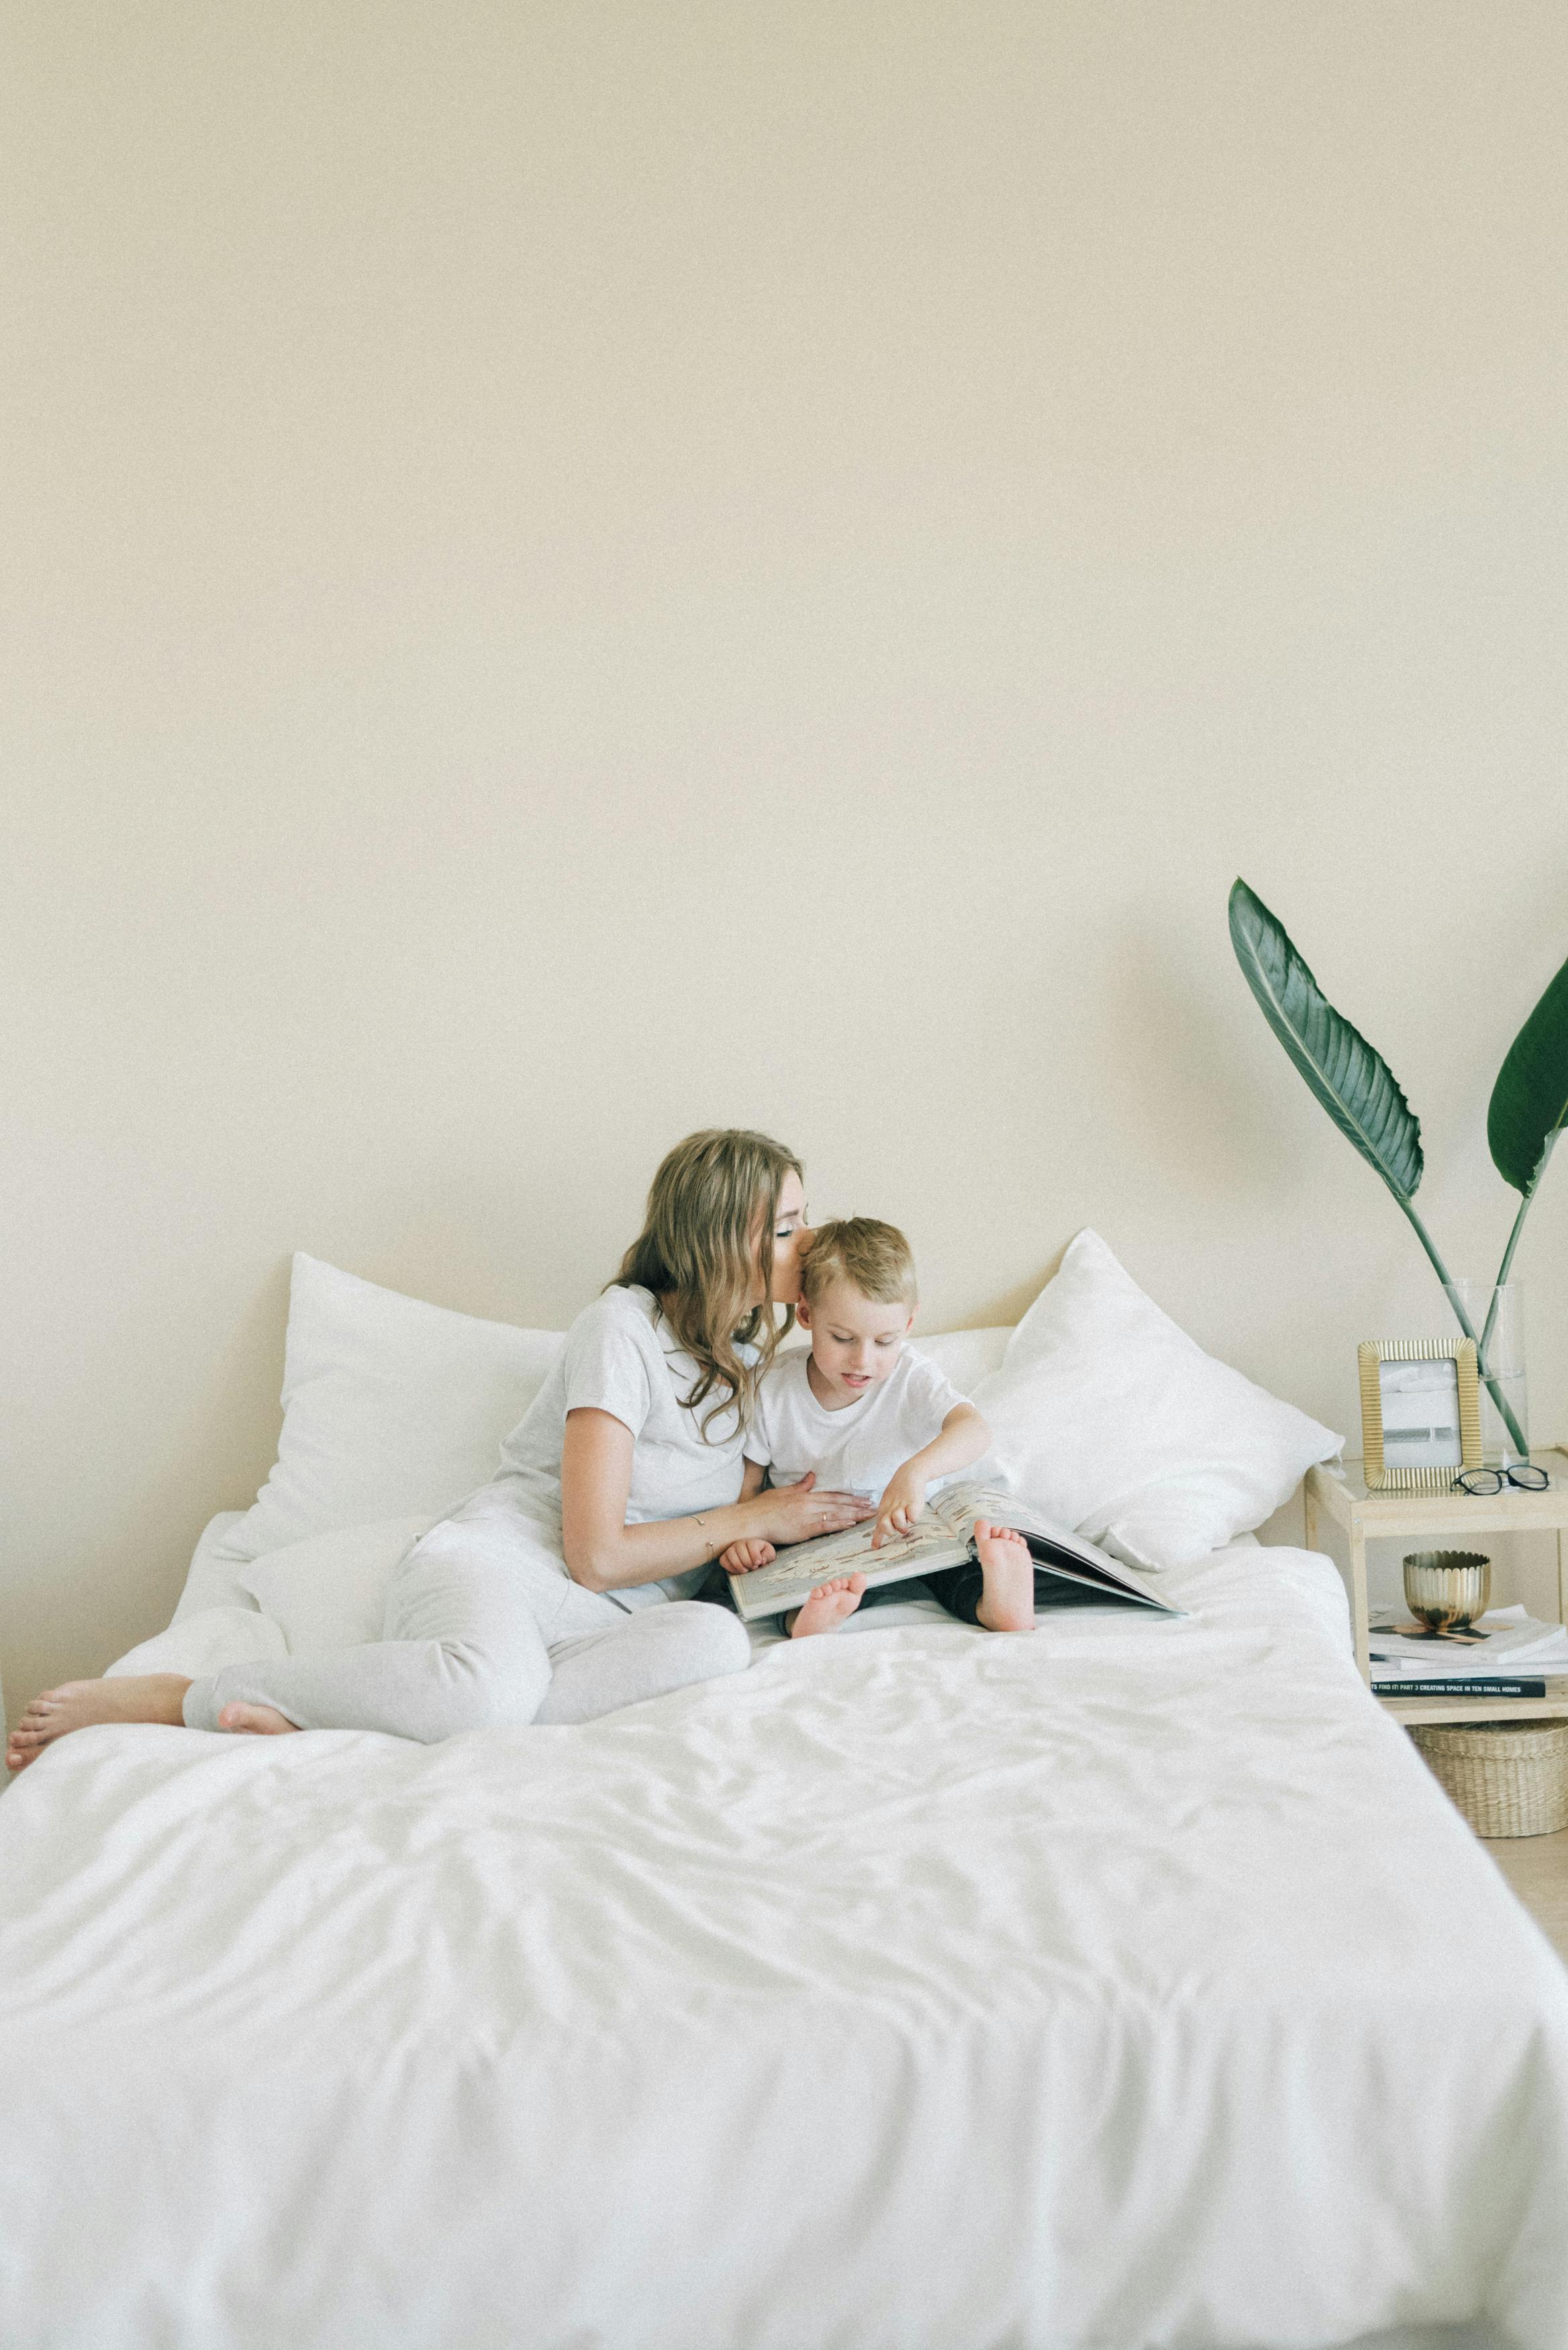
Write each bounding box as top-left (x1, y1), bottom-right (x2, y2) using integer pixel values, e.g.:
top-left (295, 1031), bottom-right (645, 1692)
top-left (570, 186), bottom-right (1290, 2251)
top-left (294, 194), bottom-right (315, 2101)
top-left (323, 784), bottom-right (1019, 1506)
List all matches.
top-left (2, 1544), bottom-right (1565, 2350)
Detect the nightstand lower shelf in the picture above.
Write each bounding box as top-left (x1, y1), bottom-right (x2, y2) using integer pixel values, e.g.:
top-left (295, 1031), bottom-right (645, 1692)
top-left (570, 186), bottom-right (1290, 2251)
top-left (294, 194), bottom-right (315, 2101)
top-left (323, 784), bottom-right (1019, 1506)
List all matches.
top-left (1379, 1691), bottom-right (1568, 1726)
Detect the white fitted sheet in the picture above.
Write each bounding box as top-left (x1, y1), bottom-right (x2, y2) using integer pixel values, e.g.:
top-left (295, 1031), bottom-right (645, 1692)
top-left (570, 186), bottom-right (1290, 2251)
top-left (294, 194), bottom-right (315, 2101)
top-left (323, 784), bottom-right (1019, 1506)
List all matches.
top-left (1, 1542), bottom-right (1564, 2349)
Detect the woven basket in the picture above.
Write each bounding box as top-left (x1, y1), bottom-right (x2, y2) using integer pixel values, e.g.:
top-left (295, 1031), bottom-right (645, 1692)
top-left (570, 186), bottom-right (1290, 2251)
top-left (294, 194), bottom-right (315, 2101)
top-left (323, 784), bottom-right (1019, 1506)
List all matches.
top-left (1410, 1718), bottom-right (1568, 1839)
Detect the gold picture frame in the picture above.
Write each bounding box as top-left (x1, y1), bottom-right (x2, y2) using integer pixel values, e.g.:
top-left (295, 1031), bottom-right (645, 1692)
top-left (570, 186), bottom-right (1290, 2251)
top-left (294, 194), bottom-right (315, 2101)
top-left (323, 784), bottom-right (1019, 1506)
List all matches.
top-left (1359, 1338), bottom-right (1482, 1493)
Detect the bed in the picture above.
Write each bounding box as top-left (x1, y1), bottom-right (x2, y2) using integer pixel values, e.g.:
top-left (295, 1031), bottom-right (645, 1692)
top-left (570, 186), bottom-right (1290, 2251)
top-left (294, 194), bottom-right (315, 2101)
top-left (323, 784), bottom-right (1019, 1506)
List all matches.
top-left (2, 1521), bottom-right (1565, 2349)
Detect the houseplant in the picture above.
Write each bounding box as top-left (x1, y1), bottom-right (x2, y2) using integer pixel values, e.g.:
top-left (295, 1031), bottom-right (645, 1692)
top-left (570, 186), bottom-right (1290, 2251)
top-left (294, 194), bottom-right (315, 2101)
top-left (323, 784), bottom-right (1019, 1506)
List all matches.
top-left (1228, 879), bottom-right (1568, 1460)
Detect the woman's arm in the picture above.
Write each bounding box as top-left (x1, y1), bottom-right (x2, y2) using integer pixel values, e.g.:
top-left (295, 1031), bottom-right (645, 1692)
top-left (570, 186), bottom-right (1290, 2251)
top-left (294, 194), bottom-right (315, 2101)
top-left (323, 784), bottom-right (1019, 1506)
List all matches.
top-left (560, 1411), bottom-right (872, 1593)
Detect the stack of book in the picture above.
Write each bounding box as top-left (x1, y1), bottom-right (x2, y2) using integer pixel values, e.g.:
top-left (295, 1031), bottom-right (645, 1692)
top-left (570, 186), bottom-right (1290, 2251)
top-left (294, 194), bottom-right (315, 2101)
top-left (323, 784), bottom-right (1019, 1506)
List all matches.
top-left (1369, 1603), bottom-right (1568, 1698)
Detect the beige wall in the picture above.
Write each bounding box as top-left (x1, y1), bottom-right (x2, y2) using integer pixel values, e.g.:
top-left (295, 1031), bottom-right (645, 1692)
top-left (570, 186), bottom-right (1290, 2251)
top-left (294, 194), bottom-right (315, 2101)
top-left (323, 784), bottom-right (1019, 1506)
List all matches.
top-left (5, 3), bottom-right (1568, 1719)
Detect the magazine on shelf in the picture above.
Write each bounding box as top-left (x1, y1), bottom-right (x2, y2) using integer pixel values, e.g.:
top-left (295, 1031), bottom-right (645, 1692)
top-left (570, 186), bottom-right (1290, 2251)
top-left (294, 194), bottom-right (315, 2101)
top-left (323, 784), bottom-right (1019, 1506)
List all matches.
top-left (1367, 1606), bottom-right (1568, 1682)
top-left (722, 1478), bottom-right (1184, 1626)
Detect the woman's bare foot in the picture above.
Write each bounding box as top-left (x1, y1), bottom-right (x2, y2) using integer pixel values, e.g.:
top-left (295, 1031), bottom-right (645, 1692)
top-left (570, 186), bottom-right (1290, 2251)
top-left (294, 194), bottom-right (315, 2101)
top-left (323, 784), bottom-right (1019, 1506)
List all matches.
top-left (790, 1574), bottom-right (869, 1638)
top-left (4, 1674), bottom-right (192, 1773)
top-left (973, 1521), bottom-right (1038, 1633)
top-left (217, 1703), bottom-right (300, 1737)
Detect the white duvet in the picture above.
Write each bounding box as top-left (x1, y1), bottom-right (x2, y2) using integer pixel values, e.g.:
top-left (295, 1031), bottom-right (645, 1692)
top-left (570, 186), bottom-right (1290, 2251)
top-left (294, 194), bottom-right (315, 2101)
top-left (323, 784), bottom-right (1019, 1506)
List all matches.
top-left (1, 1543), bottom-right (1565, 2350)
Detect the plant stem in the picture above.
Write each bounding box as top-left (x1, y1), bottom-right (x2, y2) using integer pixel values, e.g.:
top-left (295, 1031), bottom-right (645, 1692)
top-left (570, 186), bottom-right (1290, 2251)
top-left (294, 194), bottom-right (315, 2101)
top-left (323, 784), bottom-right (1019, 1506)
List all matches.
top-left (1482, 1192), bottom-right (1533, 1359)
top-left (1399, 1195), bottom-right (1461, 1299)
top-left (1399, 1196), bottom-right (1530, 1458)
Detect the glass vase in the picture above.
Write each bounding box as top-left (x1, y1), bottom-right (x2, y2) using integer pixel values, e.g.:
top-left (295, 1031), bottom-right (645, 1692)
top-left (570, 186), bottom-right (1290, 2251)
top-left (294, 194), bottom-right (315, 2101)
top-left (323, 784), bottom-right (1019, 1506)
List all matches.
top-left (1442, 1279), bottom-right (1530, 1467)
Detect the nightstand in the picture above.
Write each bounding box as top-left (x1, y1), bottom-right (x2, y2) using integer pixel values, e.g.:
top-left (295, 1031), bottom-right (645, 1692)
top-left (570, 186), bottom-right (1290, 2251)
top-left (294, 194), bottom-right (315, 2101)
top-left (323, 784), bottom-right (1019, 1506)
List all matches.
top-left (1304, 1451), bottom-right (1568, 1726)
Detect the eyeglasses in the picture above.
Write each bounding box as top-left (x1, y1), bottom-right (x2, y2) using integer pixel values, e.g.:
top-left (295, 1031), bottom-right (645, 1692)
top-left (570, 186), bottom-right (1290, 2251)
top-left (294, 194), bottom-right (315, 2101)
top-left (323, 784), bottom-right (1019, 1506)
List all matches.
top-left (1451, 1464), bottom-right (1551, 1495)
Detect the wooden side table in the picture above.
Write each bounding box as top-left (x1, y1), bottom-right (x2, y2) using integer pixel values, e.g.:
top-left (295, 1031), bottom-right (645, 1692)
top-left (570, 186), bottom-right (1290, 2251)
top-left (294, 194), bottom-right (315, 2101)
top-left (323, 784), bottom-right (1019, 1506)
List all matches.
top-left (1304, 1449), bottom-right (1568, 1726)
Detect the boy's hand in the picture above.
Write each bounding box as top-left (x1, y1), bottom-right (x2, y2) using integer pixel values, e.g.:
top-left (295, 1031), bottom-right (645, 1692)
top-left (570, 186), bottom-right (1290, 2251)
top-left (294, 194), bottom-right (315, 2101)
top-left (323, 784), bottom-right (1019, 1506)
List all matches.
top-left (872, 1464), bottom-right (928, 1548)
top-left (719, 1538), bottom-right (777, 1574)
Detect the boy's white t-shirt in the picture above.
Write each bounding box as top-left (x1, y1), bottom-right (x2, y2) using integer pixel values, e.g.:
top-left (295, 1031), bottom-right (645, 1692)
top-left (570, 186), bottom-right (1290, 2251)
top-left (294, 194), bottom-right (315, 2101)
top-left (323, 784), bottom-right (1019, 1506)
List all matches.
top-left (744, 1344), bottom-right (965, 1500)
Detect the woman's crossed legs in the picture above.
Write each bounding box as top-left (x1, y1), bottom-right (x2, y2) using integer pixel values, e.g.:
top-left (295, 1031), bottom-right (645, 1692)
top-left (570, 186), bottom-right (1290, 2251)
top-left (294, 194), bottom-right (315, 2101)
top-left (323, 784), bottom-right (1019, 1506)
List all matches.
top-left (5, 1511), bottom-right (750, 1769)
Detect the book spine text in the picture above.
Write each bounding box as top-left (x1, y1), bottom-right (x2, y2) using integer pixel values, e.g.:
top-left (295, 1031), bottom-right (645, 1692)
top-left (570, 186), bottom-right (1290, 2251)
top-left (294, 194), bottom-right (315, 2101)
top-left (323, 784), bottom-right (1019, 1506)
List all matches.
top-left (1371, 1678), bottom-right (1551, 1697)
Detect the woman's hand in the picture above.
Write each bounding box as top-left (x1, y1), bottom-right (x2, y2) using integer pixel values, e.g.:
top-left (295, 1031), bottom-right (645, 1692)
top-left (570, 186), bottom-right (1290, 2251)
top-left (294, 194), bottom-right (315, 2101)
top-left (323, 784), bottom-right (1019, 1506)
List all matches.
top-left (718, 1538), bottom-right (776, 1574)
top-left (872, 1463), bottom-right (927, 1548)
top-left (748, 1472), bottom-right (874, 1549)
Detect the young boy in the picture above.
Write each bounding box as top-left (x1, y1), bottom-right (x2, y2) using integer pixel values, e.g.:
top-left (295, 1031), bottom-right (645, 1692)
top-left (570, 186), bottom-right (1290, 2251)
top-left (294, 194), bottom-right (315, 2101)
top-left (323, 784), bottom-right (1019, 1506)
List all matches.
top-left (720, 1217), bottom-right (1039, 1638)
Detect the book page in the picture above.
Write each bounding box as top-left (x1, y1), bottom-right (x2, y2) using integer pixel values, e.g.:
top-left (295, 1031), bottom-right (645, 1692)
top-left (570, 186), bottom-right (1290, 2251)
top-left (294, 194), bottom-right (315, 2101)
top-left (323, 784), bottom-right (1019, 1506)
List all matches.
top-left (725, 1508), bottom-right (967, 1615)
top-left (926, 1480), bottom-right (1012, 1536)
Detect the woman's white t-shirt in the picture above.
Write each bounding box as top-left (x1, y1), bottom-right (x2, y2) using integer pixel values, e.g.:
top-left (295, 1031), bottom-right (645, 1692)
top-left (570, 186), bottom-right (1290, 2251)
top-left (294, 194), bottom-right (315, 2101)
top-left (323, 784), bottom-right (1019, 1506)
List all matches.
top-left (497, 1285), bottom-right (750, 1602)
top-left (743, 1345), bottom-right (965, 1501)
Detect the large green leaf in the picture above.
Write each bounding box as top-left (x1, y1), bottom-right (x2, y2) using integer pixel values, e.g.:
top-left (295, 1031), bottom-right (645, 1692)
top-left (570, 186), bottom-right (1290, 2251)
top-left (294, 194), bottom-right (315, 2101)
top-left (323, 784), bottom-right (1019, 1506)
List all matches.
top-left (1228, 878), bottom-right (1424, 1202)
top-left (1488, 949), bottom-right (1568, 1197)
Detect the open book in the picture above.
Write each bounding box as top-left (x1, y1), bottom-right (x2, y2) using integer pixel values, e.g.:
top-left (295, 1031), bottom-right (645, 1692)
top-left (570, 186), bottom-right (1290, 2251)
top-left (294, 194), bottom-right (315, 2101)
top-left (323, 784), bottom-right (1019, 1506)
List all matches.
top-left (723, 1478), bottom-right (1183, 1625)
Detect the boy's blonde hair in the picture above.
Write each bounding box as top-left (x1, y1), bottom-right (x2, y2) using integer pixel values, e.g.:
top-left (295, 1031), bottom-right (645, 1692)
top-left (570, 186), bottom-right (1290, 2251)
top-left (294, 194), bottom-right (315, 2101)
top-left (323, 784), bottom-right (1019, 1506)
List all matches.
top-left (614, 1128), bottom-right (803, 1433)
top-left (800, 1217), bottom-right (918, 1309)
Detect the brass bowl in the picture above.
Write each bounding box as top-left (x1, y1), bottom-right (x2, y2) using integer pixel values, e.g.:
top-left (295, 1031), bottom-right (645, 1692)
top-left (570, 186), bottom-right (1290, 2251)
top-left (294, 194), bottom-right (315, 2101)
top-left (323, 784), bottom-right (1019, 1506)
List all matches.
top-left (1403, 1550), bottom-right (1491, 1631)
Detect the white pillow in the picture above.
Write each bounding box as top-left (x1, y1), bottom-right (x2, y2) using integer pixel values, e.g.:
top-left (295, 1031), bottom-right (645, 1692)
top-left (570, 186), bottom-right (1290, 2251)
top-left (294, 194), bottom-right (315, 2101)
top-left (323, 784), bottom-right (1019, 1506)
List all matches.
top-left (173, 1511), bottom-right (256, 1621)
top-left (240, 1517), bottom-right (433, 1653)
top-left (916, 1325), bottom-right (1012, 1393)
top-left (213, 1255), bottom-right (564, 1565)
top-left (971, 1229), bottom-right (1340, 1570)
top-left (107, 1605), bottom-right (289, 1680)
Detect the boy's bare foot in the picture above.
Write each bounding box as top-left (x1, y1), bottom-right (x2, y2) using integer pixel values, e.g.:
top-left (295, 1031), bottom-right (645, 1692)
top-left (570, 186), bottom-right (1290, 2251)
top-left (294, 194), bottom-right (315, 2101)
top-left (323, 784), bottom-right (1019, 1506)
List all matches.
top-left (217, 1703), bottom-right (299, 1737)
top-left (4, 1674), bottom-right (193, 1773)
top-left (973, 1521), bottom-right (1038, 1633)
top-left (790, 1574), bottom-right (869, 1638)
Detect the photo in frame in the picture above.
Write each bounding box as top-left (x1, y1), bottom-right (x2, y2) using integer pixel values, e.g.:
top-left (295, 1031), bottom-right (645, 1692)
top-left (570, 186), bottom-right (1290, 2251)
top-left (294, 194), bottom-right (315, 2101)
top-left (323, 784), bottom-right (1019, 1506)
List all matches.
top-left (1358, 1338), bottom-right (1482, 1493)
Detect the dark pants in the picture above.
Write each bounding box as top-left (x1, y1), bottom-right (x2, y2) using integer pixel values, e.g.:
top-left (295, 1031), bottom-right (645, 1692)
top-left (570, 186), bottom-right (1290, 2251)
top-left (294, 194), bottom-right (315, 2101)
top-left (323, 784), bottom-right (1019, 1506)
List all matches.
top-left (921, 1564), bottom-right (990, 1625)
top-left (708, 1562), bottom-right (1108, 1628)
top-left (924, 1564), bottom-right (1120, 1626)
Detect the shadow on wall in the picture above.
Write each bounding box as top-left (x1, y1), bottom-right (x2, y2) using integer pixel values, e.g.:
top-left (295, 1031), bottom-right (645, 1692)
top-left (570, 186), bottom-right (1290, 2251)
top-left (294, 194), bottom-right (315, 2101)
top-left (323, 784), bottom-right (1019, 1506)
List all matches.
top-left (940, 906), bottom-right (1324, 1346)
top-left (1107, 910), bottom-right (1306, 1207)
top-left (42, 1260), bottom-right (292, 1688)
top-left (912, 904), bottom-right (1310, 1336)
top-left (969, 1244), bottom-right (1071, 1332)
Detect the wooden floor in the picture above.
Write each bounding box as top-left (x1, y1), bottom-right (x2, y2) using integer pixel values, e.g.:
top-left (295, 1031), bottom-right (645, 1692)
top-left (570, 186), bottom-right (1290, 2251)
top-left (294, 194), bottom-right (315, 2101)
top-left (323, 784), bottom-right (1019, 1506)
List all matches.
top-left (1482, 1826), bottom-right (1568, 1961)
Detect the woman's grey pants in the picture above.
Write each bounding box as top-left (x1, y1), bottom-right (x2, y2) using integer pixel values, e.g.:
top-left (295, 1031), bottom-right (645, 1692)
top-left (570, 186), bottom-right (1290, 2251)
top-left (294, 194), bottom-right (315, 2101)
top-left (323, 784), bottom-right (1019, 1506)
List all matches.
top-left (182, 1491), bottom-right (752, 1741)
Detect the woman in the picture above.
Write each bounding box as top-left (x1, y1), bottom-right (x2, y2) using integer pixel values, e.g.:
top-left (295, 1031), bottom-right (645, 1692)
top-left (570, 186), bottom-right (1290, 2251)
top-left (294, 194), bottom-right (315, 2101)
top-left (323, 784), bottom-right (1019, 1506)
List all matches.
top-left (6, 1131), bottom-right (871, 1767)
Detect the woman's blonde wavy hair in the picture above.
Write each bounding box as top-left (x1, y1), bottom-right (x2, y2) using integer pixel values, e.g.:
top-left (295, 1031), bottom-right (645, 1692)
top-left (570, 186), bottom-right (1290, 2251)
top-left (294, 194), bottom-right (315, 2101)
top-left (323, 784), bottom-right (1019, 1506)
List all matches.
top-left (612, 1128), bottom-right (803, 1435)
